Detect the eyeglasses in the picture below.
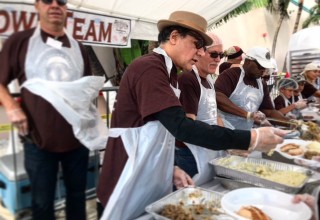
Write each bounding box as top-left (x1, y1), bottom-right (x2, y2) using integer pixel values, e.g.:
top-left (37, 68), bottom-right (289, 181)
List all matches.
top-left (40, 0), bottom-right (67, 6)
top-left (187, 31), bottom-right (205, 50)
top-left (208, 51), bottom-right (225, 59)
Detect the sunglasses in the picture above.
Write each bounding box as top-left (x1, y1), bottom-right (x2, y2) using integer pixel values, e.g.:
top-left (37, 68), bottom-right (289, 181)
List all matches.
top-left (187, 31), bottom-right (205, 50)
top-left (262, 75), bottom-right (270, 80)
top-left (208, 51), bottom-right (225, 59)
top-left (40, 0), bottom-right (67, 6)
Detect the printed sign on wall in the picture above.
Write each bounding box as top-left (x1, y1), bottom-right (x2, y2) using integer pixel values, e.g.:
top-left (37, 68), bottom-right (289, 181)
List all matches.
top-left (0, 1), bottom-right (132, 47)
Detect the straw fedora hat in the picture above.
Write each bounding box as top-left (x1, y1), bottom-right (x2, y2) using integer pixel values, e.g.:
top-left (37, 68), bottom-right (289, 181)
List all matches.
top-left (157, 11), bottom-right (213, 46)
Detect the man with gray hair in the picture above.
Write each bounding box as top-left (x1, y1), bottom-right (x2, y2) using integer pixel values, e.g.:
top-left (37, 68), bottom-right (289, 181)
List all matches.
top-left (175, 32), bottom-right (226, 185)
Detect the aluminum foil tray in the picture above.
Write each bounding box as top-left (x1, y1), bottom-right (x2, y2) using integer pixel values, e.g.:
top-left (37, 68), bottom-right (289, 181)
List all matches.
top-left (145, 186), bottom-right (235, 220)
top-left (210, 155), bottom-right (313, 194)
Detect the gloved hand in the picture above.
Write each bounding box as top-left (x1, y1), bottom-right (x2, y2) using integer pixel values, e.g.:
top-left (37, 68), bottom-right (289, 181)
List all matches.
top-left (249, 127), bottom-right (288, 153)
top-left (289, 119), bottom-right (303, 130)
top-left (252, 111), bottom-right (266, 124)
top-left (259, 119), bottom-right (272, 127)
top-left (292, 194), bottom-right (317, 220)
top-left (293, 99), bottom-right (307, 109)
top-left (6, 108), bottom-right (28, 136)
top-left (173, 166), bottom-right (194, 189)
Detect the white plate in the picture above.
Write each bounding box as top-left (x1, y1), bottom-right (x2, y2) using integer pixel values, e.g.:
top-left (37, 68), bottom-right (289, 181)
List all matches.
top-left (221, 187), bottom-right (312, 220)
top-left (274, 139), bottom-right (309, 159)
top-left (301, 107), bottom-right (319, 113)
top-left (274, 139), bottom-right (320, 169)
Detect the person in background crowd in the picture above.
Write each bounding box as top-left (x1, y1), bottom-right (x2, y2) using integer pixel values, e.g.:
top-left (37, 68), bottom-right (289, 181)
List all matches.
top-left (292, 74), bottom-right (307, 102)
top-left (175, 32), bottom-right (226, 186)
top-left (263, 58), bottom-right (278, 92)
top-left (215, 47), bottom-right (288, 130)
top-left (205, 33), bottom-right (224, 84)
top-left (219, 45), bottom-right (243, 74)
top-left (0, 0), bottom-right (107, 219)
top-left (301, 62), bottom-right (320, 102)
top-left (273, 78), bottom-right (307, 119)
top-left (96, 11), bottom-right (286, 220)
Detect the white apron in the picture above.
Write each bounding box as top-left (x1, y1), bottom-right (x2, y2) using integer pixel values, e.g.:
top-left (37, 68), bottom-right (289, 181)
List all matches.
top-left (184, 66), bottom-right (223, 186)
top-left (100, 47), bottom-right (180, 220)
top-left (281, 94), bottom-right (299, 118)
top-left (221, 67), bottom-right (264, 130)
top-left (22, 26), bottom-right (107, 150)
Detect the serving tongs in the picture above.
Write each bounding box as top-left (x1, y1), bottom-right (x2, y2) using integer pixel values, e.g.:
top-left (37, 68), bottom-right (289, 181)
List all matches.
top-left (266, 118), bottom-right (302, 130)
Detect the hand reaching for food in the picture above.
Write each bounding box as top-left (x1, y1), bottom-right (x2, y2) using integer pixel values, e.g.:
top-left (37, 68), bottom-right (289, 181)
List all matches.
top-left (173, 166), bottom-right (194, 189)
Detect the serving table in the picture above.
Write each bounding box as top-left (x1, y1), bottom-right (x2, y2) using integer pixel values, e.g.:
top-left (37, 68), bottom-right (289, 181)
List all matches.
top-left (135, 150), bottom-right (320, 220)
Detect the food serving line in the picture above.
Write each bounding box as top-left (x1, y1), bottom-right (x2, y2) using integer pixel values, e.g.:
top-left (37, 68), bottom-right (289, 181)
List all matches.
top-left (134, 107), bottom-right (320, 220)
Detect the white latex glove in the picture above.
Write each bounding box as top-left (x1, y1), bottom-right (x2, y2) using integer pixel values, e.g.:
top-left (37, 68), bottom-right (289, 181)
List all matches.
top-left (249, 127), bottom-right (288, 153)
top-left (6, 108), bottom-right (28, 136)
top-left (173, 166), bottom-right (194, 189)
top-left (252, 111), bottom-right (266, 124)
top-left (293, 99), bottom-right (307, 109)
top-left (259, 119), bottom-right (272, 127)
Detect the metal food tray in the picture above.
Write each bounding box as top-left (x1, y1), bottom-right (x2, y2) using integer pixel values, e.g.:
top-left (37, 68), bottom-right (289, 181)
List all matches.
top-left (145, 186), bottom-right (234, 220)
top-left (210, 155), bottom-right (313, 194)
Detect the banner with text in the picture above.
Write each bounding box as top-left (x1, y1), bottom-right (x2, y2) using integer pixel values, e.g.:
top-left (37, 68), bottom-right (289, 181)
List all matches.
top-left (0, 2), bottom-right (132, 47)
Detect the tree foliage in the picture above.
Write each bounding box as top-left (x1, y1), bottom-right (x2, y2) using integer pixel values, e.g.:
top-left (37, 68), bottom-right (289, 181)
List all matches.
top-left (302, 3), bottom-right (320, 28)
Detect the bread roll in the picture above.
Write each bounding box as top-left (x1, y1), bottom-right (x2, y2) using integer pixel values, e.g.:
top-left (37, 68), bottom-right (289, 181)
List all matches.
top-left (237, 206), bottom-right (270, 220)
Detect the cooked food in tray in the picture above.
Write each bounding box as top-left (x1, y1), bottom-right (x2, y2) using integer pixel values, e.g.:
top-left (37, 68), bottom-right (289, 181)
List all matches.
top-left (160, 203), bottom-right (221, 220)
top-left (210, 155), bottom-right (312, 193)
top-left (215, 156), bottom-right (308, 187)
top-left (145, 187), bottom-right (234, 220)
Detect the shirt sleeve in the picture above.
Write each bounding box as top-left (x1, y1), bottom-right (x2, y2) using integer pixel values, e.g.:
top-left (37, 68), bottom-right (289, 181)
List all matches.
top-left (259, 81), bottom-right (275, 110)
top-left (154, 106), bottom-right (251, 150)
top-left (178, 71), bottom-right (200, 115)
top-left (132, 58), bottom-right (181, 120)
top-left (301, 82), bottom-right (317, 98)
top-left (273, 95), bottom-right (286, 110)
top-left (214, 68), bottom-right (240, 97)
top-left (0, 32), bottom-right (23, 85)
top-left (78, 43), bottom-right (92, 77)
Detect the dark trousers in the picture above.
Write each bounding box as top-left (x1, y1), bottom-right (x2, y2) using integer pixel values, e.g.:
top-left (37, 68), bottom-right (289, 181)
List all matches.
top-left (23, 142), bottom-right (89, 220)
top-left (174, 147), bottom-right (198, 178)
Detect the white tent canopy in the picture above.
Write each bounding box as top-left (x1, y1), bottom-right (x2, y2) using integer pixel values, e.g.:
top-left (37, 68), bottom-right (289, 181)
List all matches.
top-left (288, 26), bottom-right (320, 51)
top-left (63, 0), bottom-right (246, 41)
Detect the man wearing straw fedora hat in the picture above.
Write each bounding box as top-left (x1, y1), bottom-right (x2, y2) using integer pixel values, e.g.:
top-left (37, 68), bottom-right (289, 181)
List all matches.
top-left (96, 11), bottom-right (287, 219)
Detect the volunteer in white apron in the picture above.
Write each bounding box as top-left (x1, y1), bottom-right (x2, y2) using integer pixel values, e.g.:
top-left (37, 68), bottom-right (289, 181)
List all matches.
top-left (273, 78), bottom-right (306, 119)
top-left (301, 63), bottom-right (320, 103)
top-left (184, 66), bottom-right (225, 185)
top-left (216, 47), bottom-right (289, 130)
top-left (22, 26), bottom-right (107, 150)
top-left (100, 48), bottom-right (181, 220)
top-left (221, 67), bottom-right (264, 130)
